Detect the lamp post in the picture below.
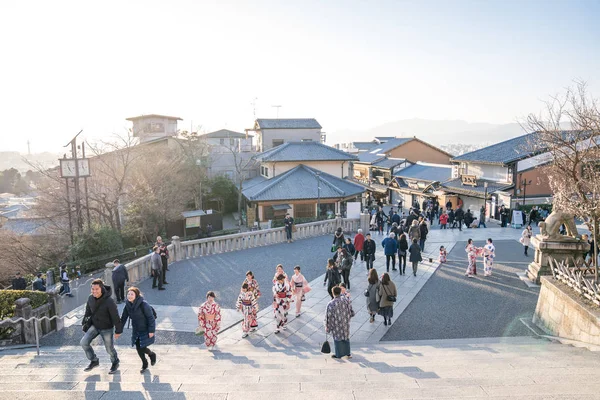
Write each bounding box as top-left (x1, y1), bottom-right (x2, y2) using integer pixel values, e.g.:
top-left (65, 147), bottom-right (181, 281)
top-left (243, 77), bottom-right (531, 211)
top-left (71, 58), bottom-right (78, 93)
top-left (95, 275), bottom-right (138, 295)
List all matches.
top-left (520, 175), bottom-right (532, 208)
top-left (483, 181), bottom-right (488, 220)
top-left (316, 171), bottom-right (321, 219)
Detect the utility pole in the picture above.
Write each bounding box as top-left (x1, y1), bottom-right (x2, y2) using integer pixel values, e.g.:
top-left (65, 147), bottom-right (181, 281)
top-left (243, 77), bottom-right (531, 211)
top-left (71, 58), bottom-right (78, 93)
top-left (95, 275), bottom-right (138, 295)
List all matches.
top-left (316, 171), bottom-right (321, 219)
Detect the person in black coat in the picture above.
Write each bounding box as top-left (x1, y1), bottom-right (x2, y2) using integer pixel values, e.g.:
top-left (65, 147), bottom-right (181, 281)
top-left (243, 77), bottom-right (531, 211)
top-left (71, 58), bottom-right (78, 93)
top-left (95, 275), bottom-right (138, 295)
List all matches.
top-left (11, 272), bottom-right (27, 290)
top-left (398, 233), bottom-right (409, 275)
top-left (454, 208), bottom-right (465, 231)
top-left (111, 259), bottom-right (129, 304)
top-left (333, 227), bottom-right (345, 248)
top-left (363, 233), bottom-right (377, 271)
top-left (323, 258), bottom-right (341, 299)
top-left (119, 286), bottom-right (157, 373)
top-left (408, 238), bottom-right (423, 277)
top-left (81, 279), bottom-right (123, 374)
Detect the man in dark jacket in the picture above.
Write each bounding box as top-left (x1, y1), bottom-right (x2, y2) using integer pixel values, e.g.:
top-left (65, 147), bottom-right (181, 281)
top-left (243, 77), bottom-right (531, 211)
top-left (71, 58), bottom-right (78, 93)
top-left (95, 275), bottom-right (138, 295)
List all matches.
top-left (363, 233), bottom-right (376, 272)
top-left (11, 272), bottom-right (27, 290)
top-left (156, 236), bottom-right (169, 284)
top-left (151, 246), bottom-right (165, 290)
top-left (454, 208), bottom-right (465, 231)
top-left (81, 279), bottom-right (123, 374)
top-left (32, 273), bottom-right (46, 291)
top-left (284, 213), bottom-right (294, 243)
top-left (419, 220), bottom-right (428, 251)
top-left (111, 259), bottom-right (129, 304)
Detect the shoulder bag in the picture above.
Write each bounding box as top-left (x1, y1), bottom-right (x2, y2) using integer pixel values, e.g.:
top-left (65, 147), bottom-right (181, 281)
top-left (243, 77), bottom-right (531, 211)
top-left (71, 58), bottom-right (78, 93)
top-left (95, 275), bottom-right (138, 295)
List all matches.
top-left (382, 284), bottom-right (396, 303)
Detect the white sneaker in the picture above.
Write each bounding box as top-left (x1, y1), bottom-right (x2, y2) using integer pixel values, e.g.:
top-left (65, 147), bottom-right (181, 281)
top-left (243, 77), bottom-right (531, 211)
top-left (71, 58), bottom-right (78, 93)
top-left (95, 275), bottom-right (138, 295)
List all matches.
top-left (251, 327), bottom-right (257, 332)
top-left (242, 333), bottom-right (249, 338)
top-left (281, 325), bottom-right (287, 330)
top-left (274, 329), bottom-right (280, 334)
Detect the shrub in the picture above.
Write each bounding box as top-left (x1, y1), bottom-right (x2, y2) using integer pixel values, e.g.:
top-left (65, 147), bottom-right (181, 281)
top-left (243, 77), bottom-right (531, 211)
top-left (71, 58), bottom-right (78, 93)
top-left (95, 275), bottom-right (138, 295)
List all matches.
top-left (0, 290), bottom-right (49, 320)
top-left (69, 226), bottom-right (124, 261)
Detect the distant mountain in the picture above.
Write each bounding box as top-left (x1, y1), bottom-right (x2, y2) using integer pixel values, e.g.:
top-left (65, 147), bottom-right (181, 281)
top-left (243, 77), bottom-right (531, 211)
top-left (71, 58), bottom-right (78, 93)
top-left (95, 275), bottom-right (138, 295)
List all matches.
top-left (0, 152), bottom-right (60, 173)
top-left (328, 119), bottom-right (528, 147)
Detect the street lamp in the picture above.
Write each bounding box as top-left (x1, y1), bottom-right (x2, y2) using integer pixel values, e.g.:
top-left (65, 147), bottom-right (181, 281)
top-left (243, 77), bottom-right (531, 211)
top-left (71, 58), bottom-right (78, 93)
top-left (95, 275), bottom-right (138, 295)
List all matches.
top-left (316, 171), bottom-right (321, 219)
top-left (483, 181), bottom-right (488, 219)
top-left (520, 174), bottom-right (532, 208)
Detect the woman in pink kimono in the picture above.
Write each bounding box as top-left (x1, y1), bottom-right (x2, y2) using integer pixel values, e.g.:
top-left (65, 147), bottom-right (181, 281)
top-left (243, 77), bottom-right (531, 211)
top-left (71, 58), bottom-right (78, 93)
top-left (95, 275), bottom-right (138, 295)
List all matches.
top-left (236, 283), bottom-right (258, 338)
top-left (197, 291), bottom-right (222, 350)
top-left (272, 274), bottom-right (292, 333)
top-left (243, 271), bottom-right (260, 330)
top-left (290, 265), bottom-right (310, 317)
top-left (465, 238), bottom-right (479, 278)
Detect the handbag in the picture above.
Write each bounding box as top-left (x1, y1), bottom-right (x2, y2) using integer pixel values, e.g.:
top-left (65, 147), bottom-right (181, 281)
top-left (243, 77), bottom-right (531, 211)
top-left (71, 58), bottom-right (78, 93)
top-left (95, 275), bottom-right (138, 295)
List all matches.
top-left (321, 334), bottom-right (331, 354)
top-left (82, 304), bottom-right (98, 333)
top-left (195, 325), bottom-right (205, 336)
top-left (382, 284), bottom-right (396, 302)
top-left (331, 244), bottom-right (337, 253)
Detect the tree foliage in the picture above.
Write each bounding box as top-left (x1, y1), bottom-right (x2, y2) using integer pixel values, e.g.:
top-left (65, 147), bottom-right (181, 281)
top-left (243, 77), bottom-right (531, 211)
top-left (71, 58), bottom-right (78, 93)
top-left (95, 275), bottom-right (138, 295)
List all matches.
top-left (69, 225), bottom-right (123, 261)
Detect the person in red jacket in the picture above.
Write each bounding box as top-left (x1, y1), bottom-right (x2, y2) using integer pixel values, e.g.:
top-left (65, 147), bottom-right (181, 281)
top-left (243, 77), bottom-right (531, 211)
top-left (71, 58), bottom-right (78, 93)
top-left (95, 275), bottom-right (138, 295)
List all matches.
top-left (353, 229), bottom-right (365, 263)
top-left (439, 211), bottom-right (449, 229)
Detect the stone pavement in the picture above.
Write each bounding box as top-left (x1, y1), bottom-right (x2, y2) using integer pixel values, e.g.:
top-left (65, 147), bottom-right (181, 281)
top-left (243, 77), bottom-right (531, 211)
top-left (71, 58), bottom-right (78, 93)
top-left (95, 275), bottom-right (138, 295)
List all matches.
top-left (2, 336), bottom-right (600, 399)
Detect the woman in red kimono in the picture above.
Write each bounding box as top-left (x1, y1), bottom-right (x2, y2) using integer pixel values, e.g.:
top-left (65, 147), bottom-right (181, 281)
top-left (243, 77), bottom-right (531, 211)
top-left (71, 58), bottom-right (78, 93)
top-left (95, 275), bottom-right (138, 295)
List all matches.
top-left (243, 271), bottom-right (260, 330)
top-left (197, 291), bottom-right (222, 350)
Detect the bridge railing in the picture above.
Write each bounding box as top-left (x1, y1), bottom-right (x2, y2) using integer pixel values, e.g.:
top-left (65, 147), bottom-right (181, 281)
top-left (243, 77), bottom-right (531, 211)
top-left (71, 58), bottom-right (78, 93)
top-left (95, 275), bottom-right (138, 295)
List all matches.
top-left (109, 216), bottom-right (362, 287)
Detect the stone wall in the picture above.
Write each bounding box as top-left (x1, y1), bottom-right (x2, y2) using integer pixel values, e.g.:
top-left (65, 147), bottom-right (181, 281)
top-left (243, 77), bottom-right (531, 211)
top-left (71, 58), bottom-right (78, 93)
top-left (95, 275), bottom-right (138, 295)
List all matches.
top-left (533, 276), bottom-right (600, 345)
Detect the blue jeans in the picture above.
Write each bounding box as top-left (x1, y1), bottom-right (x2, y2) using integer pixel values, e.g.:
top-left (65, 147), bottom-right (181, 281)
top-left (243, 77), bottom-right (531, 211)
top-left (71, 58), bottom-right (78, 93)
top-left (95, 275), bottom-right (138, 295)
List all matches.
top-left (80, 325), bottom-right (119, 364)
top-left (478, 220), bottom-right (486, 228)
top-left (419, 238), bottom-right (425, 252)
top-left (334, 339), bottom-right (351, 358)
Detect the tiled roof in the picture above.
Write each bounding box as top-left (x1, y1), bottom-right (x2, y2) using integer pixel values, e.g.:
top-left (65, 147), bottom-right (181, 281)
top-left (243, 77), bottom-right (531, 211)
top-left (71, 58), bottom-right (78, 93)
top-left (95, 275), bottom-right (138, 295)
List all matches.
top-left (371, 158), bottom-right (407, 169)
top-left (126, 114), bottom-right (182, 121)
top-left (451, 132), bottom-right (540, 165)
top-left (355, 152), bottom-right (385, 163)
top-left (242, 165), bottom-right (364, 202)
top-left (367, 138), bottom-right (413, 154)
top-left (394, 164), bottom-right (452, 183)
top-left (254, 142), bottom-right (357, 162)
top-left (353, 141), bottom-right (377, 150)
top-left (256, 119), bottom-right (322, 129)
top-left (182, 210), bottom-right (207, 218)
top-left (441, 177), bottom-right (514, 197)
top-left (242, 175), bottom-right (267, 190)
top-left (0, 218), bottom-right (52, 236)
top-left (202, 129), bottom-right (247, 139)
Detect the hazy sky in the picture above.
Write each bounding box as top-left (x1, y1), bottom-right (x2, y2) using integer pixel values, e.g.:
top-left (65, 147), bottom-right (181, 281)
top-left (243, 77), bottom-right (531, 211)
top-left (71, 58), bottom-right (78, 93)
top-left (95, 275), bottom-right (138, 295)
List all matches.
top-left (1, 0), bottom-right (599, 153)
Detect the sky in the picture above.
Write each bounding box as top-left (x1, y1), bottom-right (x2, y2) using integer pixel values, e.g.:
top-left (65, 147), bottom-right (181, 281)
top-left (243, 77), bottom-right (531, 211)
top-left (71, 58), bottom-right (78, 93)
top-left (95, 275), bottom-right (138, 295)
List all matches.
top-left (1, 0), bottom-right (599, 153)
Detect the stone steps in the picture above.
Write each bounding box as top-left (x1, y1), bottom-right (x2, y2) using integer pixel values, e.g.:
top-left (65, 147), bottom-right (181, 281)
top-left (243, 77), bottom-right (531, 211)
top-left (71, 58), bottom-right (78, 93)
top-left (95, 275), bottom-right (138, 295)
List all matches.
top-left (1, 337), bottom-right (600, 399)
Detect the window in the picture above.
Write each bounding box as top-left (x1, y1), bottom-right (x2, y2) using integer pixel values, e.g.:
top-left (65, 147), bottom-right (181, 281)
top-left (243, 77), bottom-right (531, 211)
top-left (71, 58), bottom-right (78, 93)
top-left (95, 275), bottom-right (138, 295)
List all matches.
top-left (294, 204), bottom-right (315, 218)
top-left (263, 205), bottom-right (274, 220)
top-left (220, 138), bottom-right (224, 145)
top-left (230, 138), bottom-right (235, 146)
top-left (260, 165), bottom-right (269, 177)
top-left (301, 138), bottom-right (313, 142)
top-left (272, 139), bottom-right (284, 147)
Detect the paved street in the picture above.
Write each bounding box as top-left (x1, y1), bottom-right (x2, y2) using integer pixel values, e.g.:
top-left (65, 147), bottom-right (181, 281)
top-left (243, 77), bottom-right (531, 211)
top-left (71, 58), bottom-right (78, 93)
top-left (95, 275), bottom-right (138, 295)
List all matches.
top-left (382, 239), bottom-right (540, 341)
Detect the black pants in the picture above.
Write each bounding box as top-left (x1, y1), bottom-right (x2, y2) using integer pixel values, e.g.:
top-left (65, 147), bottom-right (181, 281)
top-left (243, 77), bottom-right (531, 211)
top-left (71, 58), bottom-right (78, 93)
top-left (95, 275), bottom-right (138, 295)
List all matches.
top-left (398, 252), bottom-right (407, 271)
top-left (114, 281), bottom-right (125, 302)
top-left (161, 257), bottom-right (168, 283)
top-left (354, 250), bottom-right (364, 261)
top-left (152, 270), bottom-right (163, 289)
top-left (524, 245), bottom-right (529, 255)
top-left (285, 227), bottom-right (292, 240)
top-left (365, 254), bottom-right (374, 270)
top-left (385, 254), bottom-right (396, 271)
top-left (341, 269), bottom-right (350, 289)
top-left (457, 220), bottom-right (463, 231)
top-left (419, 238), bottom-right (426, 252)
top-left (327, 285), bottom-right (336, 299)
top-left (135, 338), bottom-right (153, 366)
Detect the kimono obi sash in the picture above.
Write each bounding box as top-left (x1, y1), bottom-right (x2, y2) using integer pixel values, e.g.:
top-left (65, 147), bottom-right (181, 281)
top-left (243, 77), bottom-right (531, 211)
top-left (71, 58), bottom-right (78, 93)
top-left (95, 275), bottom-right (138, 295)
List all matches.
top-left (204, 313), bottom-right (216, 321)
top-left (294, 282), bottom-right (303, 288)
top-left (241, 300), bottom-right (252, 306)
top-left (276, 292), bottom-right (287, 299)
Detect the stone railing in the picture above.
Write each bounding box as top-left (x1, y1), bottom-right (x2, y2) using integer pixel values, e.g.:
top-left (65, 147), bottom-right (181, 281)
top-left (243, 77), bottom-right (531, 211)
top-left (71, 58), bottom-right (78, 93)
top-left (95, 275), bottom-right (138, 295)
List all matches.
top-left (108, 216), bottom-right (365, 287)
top-left (548, 257), bottom-right (600, 306)
top-left (179, 217), bottom-right (360, 260)
top-left (0, 293), bottom-right (61, 345)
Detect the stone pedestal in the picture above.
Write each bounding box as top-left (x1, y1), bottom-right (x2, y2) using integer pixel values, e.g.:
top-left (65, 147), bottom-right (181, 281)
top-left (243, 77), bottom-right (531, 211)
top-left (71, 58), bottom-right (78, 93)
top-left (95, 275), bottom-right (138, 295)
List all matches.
top-left (104, 262), bottom-right (115, 299)
top-left (360, 212), bottom-right (371, 233)
top-left (526, 235), bottom-right (589, 284)
top-left (171, 236), bottom-right (182, 261)
top-left (14, 298), bottom-right (35, 344)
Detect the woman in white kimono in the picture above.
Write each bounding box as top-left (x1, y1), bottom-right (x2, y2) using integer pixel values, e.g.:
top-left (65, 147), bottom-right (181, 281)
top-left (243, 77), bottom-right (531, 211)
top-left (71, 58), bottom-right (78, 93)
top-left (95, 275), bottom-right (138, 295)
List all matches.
top-left (483, 238), bottom-right (495, 276)
top-left (290, 265), bottom-right (310, 317)
top-left (272, 274), bottom-right (292, 333)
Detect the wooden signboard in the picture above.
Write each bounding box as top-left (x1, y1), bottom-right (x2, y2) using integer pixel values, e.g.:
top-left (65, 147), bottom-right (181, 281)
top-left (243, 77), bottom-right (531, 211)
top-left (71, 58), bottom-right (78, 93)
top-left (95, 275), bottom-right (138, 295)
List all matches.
top-left (461, 174), bottom-right (477, 186)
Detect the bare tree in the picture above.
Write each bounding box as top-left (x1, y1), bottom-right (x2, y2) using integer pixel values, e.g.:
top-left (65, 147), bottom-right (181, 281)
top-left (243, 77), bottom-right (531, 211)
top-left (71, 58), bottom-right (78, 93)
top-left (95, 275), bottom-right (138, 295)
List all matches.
top-left (524, 80), bottom-right (600, 282)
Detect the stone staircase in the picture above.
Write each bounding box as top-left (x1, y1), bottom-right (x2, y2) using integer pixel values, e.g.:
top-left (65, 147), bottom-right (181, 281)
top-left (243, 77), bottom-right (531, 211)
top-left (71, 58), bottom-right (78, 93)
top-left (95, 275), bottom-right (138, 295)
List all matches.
top-left (1, 336), bottom-right (600, 399)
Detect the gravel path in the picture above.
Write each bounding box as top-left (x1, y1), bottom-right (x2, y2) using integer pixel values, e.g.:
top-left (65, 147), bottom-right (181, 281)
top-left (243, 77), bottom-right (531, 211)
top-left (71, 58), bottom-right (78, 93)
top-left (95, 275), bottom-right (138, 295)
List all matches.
top-left (382, 239), bottom-right (540, 341)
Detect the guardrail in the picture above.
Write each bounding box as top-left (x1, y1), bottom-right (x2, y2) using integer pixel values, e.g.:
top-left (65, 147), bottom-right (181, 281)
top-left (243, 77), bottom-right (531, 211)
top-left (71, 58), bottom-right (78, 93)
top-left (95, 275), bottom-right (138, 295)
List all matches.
top-left (548, 257), bottom-right (600, 306)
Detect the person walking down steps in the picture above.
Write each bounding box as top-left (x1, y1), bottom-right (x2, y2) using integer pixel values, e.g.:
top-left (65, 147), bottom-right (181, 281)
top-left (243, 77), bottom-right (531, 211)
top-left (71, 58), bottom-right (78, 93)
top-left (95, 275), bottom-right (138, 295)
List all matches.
top-left (290, 265), bottom-right (310, 317)
top-left (236, 283), bottom-right (258, 338)
top-left (198, 291), bottom-right (222, 351)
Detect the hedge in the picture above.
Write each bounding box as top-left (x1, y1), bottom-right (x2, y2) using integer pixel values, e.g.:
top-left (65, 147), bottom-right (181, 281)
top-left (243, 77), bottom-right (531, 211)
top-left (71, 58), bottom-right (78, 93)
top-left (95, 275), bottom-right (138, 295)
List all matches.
top-left (0, 290), bottom-right (50, 321)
